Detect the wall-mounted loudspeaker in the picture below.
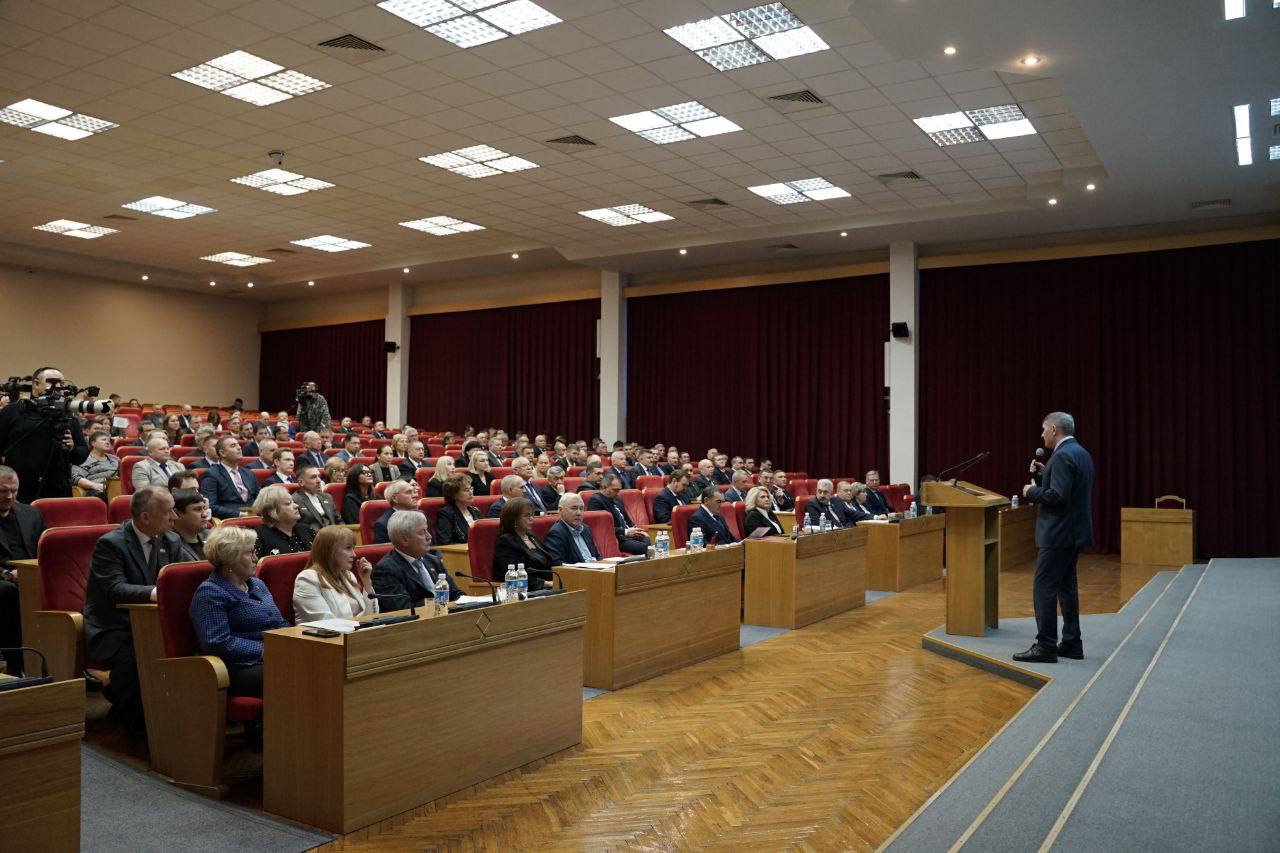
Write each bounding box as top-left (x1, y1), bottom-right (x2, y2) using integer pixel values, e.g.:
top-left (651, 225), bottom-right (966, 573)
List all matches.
top-left (384, 341), bottom-right (399, 353)
top-left (890, 322), bottom-right (910, 339)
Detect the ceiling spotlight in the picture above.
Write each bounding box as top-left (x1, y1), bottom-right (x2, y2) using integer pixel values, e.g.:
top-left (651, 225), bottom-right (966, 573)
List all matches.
top-left (679, 248), bottom-right (688, 255)
top-left (1086, 183), bottom-right (1096, 191)
top-left (511, 253), bottom-right (519, 259)
top-left (1020, 54), bottom-right (1041, 66)
top-left (943, 46), bottom-right (957, 56)
top-left (141, 274), bottom-right (149, 281)
top-left (1047, 197), bottom-right (1058, 206)
top-left (209, 281), bottom-right (216, 287)
top-left (840, 231), bottom-right (848, 237)
top-left (402, 267), bottom-right (410, 273)
top-left (307, 280), bottom-right (315, 286)
top-left (246, 282), bottom-right (254, 288)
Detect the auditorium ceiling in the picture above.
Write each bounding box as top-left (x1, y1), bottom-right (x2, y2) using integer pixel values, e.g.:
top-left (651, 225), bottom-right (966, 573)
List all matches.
top-left (0, 0), bottom-right (1275, 297)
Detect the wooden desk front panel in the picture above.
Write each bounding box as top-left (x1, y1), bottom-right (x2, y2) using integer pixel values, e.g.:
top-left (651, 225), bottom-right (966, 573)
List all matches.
top-left (862, 516), bottom-right (943, 592)
top-left (1120, 508), bottom-right (1194, 569)
top-left (264, 593), bottom-right (586, 834)
top-left (997, 504), bottom-right (1038, 570)
top-left (745, 529), bottom-right (867, 629)
top-left (0, 679), bottom-right (83, 853)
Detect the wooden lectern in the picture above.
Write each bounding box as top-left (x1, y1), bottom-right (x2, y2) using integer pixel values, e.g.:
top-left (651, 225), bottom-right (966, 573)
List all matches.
top-left (922, 480), bottom-right (1010, 636)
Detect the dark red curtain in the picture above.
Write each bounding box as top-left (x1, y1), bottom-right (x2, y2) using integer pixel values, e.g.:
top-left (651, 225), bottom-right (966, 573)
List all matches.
top-left (920, 239), bottom-right (1280, 557)
top-left (258, 319), bottom-right (387, 421)
top-left (407, 300), bottom-right (599, 437)
top-left (628, 274), bottom-right (889, 475)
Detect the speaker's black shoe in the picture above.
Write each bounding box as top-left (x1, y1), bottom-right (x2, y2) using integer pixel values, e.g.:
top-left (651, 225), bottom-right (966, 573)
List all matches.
top-left (1013, 644), bottom-right (1058, 663)
top-left (1057, 644), bottom-right (1084, 660)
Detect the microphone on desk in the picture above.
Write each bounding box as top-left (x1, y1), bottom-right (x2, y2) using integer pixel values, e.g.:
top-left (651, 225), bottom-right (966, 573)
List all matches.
top-left (0, 647), bottom-right (52, 692)
top-left (368, 590), bottom-right (416, 617)
top-left (454, 571), bottom-right (499, 603)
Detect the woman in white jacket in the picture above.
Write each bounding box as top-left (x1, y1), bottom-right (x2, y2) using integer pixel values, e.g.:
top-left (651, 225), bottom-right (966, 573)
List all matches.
top-left (292, 525), bottom-right (379, 622)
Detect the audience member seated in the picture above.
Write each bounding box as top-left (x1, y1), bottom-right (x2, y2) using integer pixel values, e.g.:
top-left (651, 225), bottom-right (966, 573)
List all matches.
top-left (391, 433), bottom-right (409, 456)
top-left (323, 456), bottom-right (347, 485)
top-left (373, 480), bottom-right (421, 544)
top-left (292, 526), bottom-right (378, 622)
top-left (605, 450), bottom-right (634, 489)
top-left (200, 435), bottom-right (261, 519)
top-left (246, 439), bottom-right (277, 470)
top-left (534, 454), bottom-right (552, 479)
top-left (652, 469), bottom-right (692, 524)
top-left (294, 464), bottom-right (340, 534)
top-left (161, 413), bottom-right (186, 446)
top-left (466, 449), bottom-right (495, 496)
top-left (724, 469), bottom-right (751, 503)
top-left (176, 406), bottom-right (194, 433)
top-left (253, 484), bottom-right (314, 558)
top-left (334, 433), bottom-right (361, 463)
top-left (399, 440), bottom-right (428, 480)
top-left (771, 471), bottom-right (796, 511)
top-left (263, 448), bottom-right (297, 486)
top-left (743, 486), bottom-right (785, 536)
top-left (342, 464), bottom-right (374, 524)
top-left (577, 463), bottom-right (603, 492)
top-left (372, 510), bottom-right (460, 609)
top-left (189, 526), bottom-right (287, 698)
top-left (72, 430), bottom-right (119, 501)
top-left (587, 472), bottom-right (650, 555)
top-left (132, 437), bottom-right (181, 490)
top-left (241, 423), bottom-right (268, 458)
top-left (805, 480), bottom-right (845, 528)
top-left (688, 487), bottom-right (739, 545)
top-left (661, 449), bottom-right (679, 475)
top-left (712, 454), bottom-right (732, 485)
top-left (691, 459), bottom-right (716, 495)
top-left (85, 486), bottom-right (185, 734)
top-left (370, 420), bottom-right (390, 439)
top-left (172, 488), bottom-right (211, 560)
top-left (422, 455), bottom-right (455, 497)
top-left (487, 474), bottom-right (524, 518)
top-left (493, 498), bottom-right (553, 591)
top-left (296, 431), bottom-right (326, 470)
top-left (188, 432), bottom-right (219, 470)
top-left (863, 470), bottom-right (892, 516)
top-left (437, 474), bottom-right (481, 545)
top-left (541, 466), bottom-right (567, 510)
top-left (542, 493), bottom-right (601, 565)
top-left (511, 456), bottom-right (549, 515)
top-left (167, 469), bottom-right (199, 493)
top-left (370, 445), bottom-right (399, 484)
top-left (849, 482), bottom-right (887, 523)
top-left (0, 466), bottom-right (43, 674)
top-left (273, 411), bottom-right (295, 438)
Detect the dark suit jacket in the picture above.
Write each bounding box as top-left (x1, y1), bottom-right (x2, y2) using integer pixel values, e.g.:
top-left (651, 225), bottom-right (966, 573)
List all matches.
top-left (845, 499), bottom-right (878, 524)
top-left (651, 487), bottom-right (686, 524)
top-left (743, 507), bottom-right (784, 536)
top-left (487, 496), bottom-right (510, 518)
top-left (864, 488), bottom-right (892, 516)
top-left (84, 521), bottom-right (185, 661)
top-left (342, 491), bottom-right (370, 525)
top-left (832, 498), bottom-right (860, 526)
top-left (1027, 437), bottom-right (1094, 549)
top-left (587, 492), bottom-right (641, 543)
top-left (245, 459), bottom-right (269, 470)
top-left (398, 458), bottom-right (425, 480)
top-left (297, 450), bottom-right (327, 470)
top-left (687, 506), bottom-right (737, 545)
top-left (372, 549), bottom-right (460, 611)
top-left (241, 441), bottom-right (259, 459)
top-left (468, 472), bottom-right (494, 496)
top-left (0, 502), bottom-right (44, 567)
top-left (605, 466), bottom-right (635, 489)
top-left (493, 532), bottom-right (553, 590)
top-left (691, 475), bottom-right (715, 497)
top-left (724, 486), bottom-right (747, 503)
top-left (263, 473), bottom-right (296, 487)
top-left (424, 478), bottom-right (446, 498)
top-left (711, 468), bottom-right (732, 485)
top-left (771, 488), bottom-right (795, 511)
top-left (805, 499), bottom-right (844, 528)
top-left (436, 503), bottom-right (480, 545)
top-left (540, 484), bottom-right (563, 510)
top-left (542, 520), bottom-right (601, 565)
top-left (199, 464), bottom-right (262, 519)
top-left (658, 464), bottom-right (675, 475)
top-left (294, 490), bottom-right (339, 533)
top-left (632, 464), bottom-right (664, 479)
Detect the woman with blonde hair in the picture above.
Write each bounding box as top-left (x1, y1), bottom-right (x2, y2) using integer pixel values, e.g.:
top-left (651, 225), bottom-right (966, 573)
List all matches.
top-left (292, 525), bottom-right (378, 622)
top-left (466, 448), bottom-right (495, 496)
top-left (391, 433), bottom-right (409, 456)
top-left (253, 484), bottom-right (314, 558)
top-left (323, 456), bottom-right (347, 485)
top-left (423, 455), bottom-right (455, 498)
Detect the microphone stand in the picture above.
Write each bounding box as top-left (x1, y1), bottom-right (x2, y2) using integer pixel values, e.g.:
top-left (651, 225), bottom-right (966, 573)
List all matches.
top-left (454, 571), bottom-right (499, 603)
top-left (936, 449), bottom-right (990, 483)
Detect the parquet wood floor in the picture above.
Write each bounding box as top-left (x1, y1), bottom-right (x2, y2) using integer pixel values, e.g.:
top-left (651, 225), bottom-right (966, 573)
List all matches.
top-left (314, 554), bottom-right (1129, 852)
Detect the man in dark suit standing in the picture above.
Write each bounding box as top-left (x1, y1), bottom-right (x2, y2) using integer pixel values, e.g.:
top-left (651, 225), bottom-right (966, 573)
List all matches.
top-left (84, 486), bottom-right (185, 734)
top-left (1015, 412), bottom-right (1094, 664)
top-left (687, 487), bottom-right (739, 545)
top-left (199, 435), bottom-right (260, 519)
top-left (543, 493), bottom-right (601, 566)
top-left (588, 473), bottom-right (649, 555)
top-left (373, 510), bottom-right (460, 609)
top-left (0, 466), bottom-right (45, 674)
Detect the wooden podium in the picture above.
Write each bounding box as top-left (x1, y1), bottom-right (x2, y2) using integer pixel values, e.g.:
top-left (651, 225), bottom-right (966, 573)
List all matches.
top-left (922, 480), bottom-right (1010, 636)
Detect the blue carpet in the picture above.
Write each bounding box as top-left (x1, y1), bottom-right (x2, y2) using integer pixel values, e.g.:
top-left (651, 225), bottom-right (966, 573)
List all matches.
top-left (582, 687), bottom-right (608, 701)
top-left (740, 624), bottom-right (789, 647)
top-left (866, 589), bottom-right (896, 604)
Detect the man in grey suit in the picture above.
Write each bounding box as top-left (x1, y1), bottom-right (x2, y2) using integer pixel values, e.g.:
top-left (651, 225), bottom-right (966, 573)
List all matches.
top-left (1015, 412), bottom-right (1095, 664)
top-left (293, 464), bottom-right (340, 535)
top-left (131, 437), bottom-right (181, 491)
top-left (84, 486), bottom-right (185, 734)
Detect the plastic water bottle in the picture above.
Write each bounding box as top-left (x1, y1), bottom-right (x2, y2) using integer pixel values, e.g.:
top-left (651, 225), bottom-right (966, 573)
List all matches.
top-left (1011, 495), bottom-right (1020, 509)
top-left (656, 530), bottom-right (669, 558)
top-left (689, 526), bottom-right (704, 552)
top-left (433, 569), bottom-right (450, 615)
top-left (925, 505), bottom-right (934, 516)
top-left (819, 513), bottom-right (830, 533)
top-left (516, 563), bottom-right (528, 600)
top-left (503, 564), bottom-right (517, 603)
top-left (909, 501), bottom-right (918, 518)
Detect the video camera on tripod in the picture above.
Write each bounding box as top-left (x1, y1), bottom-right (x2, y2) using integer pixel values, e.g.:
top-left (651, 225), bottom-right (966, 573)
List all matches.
top-left (1, 376), bottom-right (114, 422)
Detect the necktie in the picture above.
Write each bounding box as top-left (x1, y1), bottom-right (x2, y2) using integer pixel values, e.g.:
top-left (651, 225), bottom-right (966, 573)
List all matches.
top-left (230, 467), bottom-right (248, 501)
top-left (526, 483), bottom-right (545, 511)
top-left (412, 558), bottom-right (432, 588)
top-left (146, 536), bottom-right (161, 582)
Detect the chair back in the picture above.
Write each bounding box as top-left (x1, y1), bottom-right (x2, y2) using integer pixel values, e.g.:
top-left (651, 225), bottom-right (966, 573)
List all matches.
top-left (33, 497), bottom-right (107, 529)
top-left (414, 467), bottom-right (435, 493)
top-left (583, 510), bottom-right (622, 558)
top-left (794, 495), bottom-right (812, 522)
top-left (35, 524), bottom-right (116, 611)
top-left (155, 560), bottom-right (214, 658)
top-left (473, 495), bottom-right (501, 518)
top-left (255, 552), bottom-right (311, 625)
top-left (491, 467), bottom-right (515, 482)
top-left (882, 484), bottom-right (910, 512)
top-left (119, 456), bottom-right (147, 495)
top-left (721, 501), bottom-right (744, 540)
top-left (323, 482), bottom-right (345, 506)
top-left (373, 481), bottom-right (391, 497)
top-left (568, 466), bottom-right (586, 477)
top-left (565, 477), bottom-right (585, 493)
top-left (641, 487), bottom-right (661, 522)
top-left (180, 434), bottom-right (196, 446)
top-left (489, 479), bottom-right (505, 495)
top-left (531, 515), bottom-right (558, 541)
top-left (635, 475), bottom-right (665, 491)
top-left (108, 495), bottom-right (132, 524)
top-left (734, 501), bottom-right (746, 535)
top-left (355, 544), bottom-right (392, 564)
top-left (418, 498), bottom-right (446, 538)
top-left (360, 500), bottom-right (389, 545)
top-left (466, 518), bottom-right (502, 582)
top-left (619, 489), bottom-right (650, 525)
top-left (669, 505), bottom-right (700, 549)
top-left (789, 479), bottom-right (812, 497)
top-left (220, 516), bottom-right (264, 530)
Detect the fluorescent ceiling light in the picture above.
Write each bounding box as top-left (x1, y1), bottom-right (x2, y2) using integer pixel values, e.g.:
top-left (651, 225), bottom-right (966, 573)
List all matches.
top-left (929, 126), bottom-right (984, 146)
top-left (979, 118), bottom-right (1037, 140)
top-left (610, 101), bottom-right (743, 145)
top-left (578, 204), bottom-right (674, 227)
top-left (912, 112), bottom-right (972, 133)
top-left (915, 104), bottom-right (1038, 146)
top-left (33, 219), bottom-right (119, 239)
top-left (1233, 103), bottom-right (1250, 139)
top-left (1234, 103), bottom-right (1252, 166)
top-left (378, 0), bottom-right (561, 48)
top-left (1270, 145), bottom-right (1279, 161)
top-left (230, 169), bottom-right (335, 195)
top-left (201, 251), bottom-right (273, 267)
top-left (1272, 98), bottom-right (1280, 117)
top-left (0, 98), bottom-right (117, 140)
top-left (291, 235), bottom-right (371, 252)
top-left (1224, 0), bottom-right (1245, 18)
top-left (172, 51), bottom-right (329, 107)
top-left (748, 177), bottom-right (851, 205)
top-left (1237, 138), bottom-right (1253, 166)
top-left (400, 215), bottom-right (486, 235)
top-left (665, 3), bottom-right (829, 70)
top-left (419, 145), bottom-right (539, 177)
top-left (122, 196), bottom-right (217, 219)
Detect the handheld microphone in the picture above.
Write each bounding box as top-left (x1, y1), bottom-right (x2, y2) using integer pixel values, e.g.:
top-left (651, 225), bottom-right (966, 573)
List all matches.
top-left (454, 571), bottom-right (499, 603)
top-left (1031, 447), bottom-right (1046, 484)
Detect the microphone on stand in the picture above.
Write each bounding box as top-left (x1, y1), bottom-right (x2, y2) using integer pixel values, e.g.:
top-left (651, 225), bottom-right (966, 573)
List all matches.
top-left (454, 571), bottom-right (499, 603)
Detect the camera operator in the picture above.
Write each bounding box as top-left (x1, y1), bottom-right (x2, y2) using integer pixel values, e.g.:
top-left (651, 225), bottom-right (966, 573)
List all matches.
top-left (0, 367), bottom-right (94, 503)
top-left (295, 381), bottom-right (331, 434)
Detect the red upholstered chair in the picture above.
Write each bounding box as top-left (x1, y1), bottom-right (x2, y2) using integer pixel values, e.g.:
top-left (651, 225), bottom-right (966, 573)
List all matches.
top-left (418, 498), bottom-right (446, 537)
top-left (250, 469), bottom-right (274, 487)
top-left (373, 481), bottom-right (391, 497)
top-left (790, 472), bottom-right (808, 482)
top-left (789, 479), bottom-right (812, 497)
top-left (119, 456), bottom-right (147, 495)
top-left (641, 487), bottom-right (660, 522)
top-left (466, 518), bottom-right (501, 582)
top-left (113, 406), bottom-right (141, 417)
top-left (109, 495), bottom-right (132, 524)
top-left (279, 482), bottom-right (300, 494)
top-left (355, 543), bottom-right (392, 567)
top-left (880, 484), bottom-right (905, 512)
top-left (794, 496), bottom-right (811, 523)
top-left (565, 477), bottom-right (586, 493)
top-left (33, 497), bottom-right (108, 529)
top-left (583, 510), bottom-right (622, 558)
top-left (568, 467), bottom-right (587, 477)
top-left (15, 523), bottom-right (116, 681)
top-left (531, 515), bottom-right (557, 542)
top-left (360, 500), bottom-right (390, 545)
top-left (414, 467), bottom-right (435, 493)
top-left (734, 501), bottom-right (746, 535)
top-left (130, 560), bottom-right (263, 797)
top-left (323, 482), bottom-right (345, 507)
top-left (120, 413), bottom-right (141, 438)
top-left (255, 552), bottom-right (311, 625)
top-left (323, 448), bottom-right (343, 457)
top-left (806, 479), bottom-right (819, 496)
top-left (491, 467), bottom-right (515, 481)
top-left (669, 505), bottom-right (699, 549)
top-left (619, 489), bottom-right (650, 526)
top-left (370, 439), bottom-right (393, 451)
top-left (113, 445), bottom-right (144, 458)
top-left (718, 484), bottom-right (731, 493)
top-left (635, 475), bottom-right (665, 491)
top-left (180, 434), bottom-right (196, 446)
top-left (219, 516), bottom-right (263, 531)
top-left (722, 502), bottom-right (744, 540)
top-left (473, 495), bottom-right (500, 518)
top-left (427, 443), bottom-right (445, 457)
top-left (488, 479), bottom-right (506, 495)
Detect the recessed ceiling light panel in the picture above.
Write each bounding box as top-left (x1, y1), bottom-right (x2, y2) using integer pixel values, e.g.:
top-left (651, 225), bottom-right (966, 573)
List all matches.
top-left (33, 219), bottom-right (119, 239)
top-left (378, 0), bottom-right (561, 47)
top-left (419, 145), bottom-right (539, 177)
top-left (122, 196), bottom-right (218, 219)
top-left (0, 98), bottom-right (117, 140)
top-left (915, 104), bottom-right (1037, 146)
top-left (665, 3), bottom-right (829, 70)
top-left (929, 126), bottom-right (984, 146)
top-left (172, 51), bottom-right (330, 107)
top-left (201, 251), bottom-right (273, 267)
top-left (748, 177), bottom-right (851, 205)
top-left (610, 101), bottom-right (742, 144)
top-left (578, 204), bottom-right (674, 226)
top-left (400, 215), bottom-right (486, 235)
top-left (230, 169), bottom-right (335, 194)
top-left (290, 235), bottom-right (371, 252)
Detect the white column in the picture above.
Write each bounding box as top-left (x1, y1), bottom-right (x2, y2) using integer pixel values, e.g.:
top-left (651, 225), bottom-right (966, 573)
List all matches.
top-left (887, 241), bottom-right (919, 487)
top-left (599, 270), bottom-right (626, 442)
top-left (385, 282), bottom-right (410, 427)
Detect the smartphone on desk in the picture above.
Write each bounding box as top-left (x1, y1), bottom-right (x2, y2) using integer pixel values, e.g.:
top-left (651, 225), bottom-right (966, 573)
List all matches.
top-left (302, 627), bottom-right (342, 638)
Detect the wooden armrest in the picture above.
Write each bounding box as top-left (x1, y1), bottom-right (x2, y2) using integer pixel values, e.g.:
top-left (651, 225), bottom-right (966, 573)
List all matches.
top-left (156, 654), bottom-right (230, 691)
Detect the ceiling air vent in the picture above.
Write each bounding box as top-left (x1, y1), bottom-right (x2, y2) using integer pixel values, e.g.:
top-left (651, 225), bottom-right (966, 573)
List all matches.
top-left (545, 134), bottom-right (597, 146)
top-left (318, 34), bottom-right (385, 52)
top-left (687, 197), bottom-right (730, 208)
top-left (103, 214), bottom-right (137, 221)
top-left (875, 170), bottom-right (924, 186)
top-left (1189, 198), bottom-right (1232, 211)
top-left (769, 89), bottom-right (824, 105)
top-left (266, 247), bottom-right (297, 255)
top-left (769, 243), bottom-right (801, 251)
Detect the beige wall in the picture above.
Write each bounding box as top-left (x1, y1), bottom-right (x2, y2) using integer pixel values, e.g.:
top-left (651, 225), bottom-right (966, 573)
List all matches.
top-left (261, 285), bottom-right (388, 328)
top-left (0, 264), bottom-right (263, 407)
top-left (410, 266), bottom-right (600, 312)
